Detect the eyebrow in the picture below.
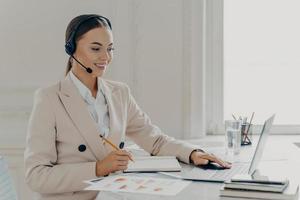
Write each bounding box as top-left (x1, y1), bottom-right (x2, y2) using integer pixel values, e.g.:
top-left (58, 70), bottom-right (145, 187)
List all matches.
top-left (91, 42), bottom-right (113, 46)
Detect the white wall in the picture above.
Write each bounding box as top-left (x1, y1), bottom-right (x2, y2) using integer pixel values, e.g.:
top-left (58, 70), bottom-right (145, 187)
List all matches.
top-left (0, 0), bottom-right (209, 141)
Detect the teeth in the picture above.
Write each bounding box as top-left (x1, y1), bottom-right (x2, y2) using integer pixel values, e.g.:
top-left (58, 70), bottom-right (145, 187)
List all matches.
top-left (95, 64), bottom-right (105, 67)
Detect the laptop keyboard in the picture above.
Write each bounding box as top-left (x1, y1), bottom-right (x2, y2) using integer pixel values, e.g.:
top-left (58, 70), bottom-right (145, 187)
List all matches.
top-left (212, 163), bottom-right (249, 181)
top-left (160, 162), bottom-right (250, 182)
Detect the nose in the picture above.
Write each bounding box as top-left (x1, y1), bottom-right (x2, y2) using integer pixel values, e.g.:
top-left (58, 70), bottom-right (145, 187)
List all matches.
top-left (99, 50), bottom-right (110, 61)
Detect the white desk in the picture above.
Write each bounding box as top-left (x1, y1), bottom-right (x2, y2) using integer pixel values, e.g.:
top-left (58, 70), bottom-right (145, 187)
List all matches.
top-left (95, 135), bottom-right (300, 200)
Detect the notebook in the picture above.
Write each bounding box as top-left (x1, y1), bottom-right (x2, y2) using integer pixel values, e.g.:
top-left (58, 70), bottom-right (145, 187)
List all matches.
top-left (224, 178), bottom-right (289, 193)
top-left (220, 185), bottom-right (299, 200)
top-left (124, 156), bottom-right (181, 172)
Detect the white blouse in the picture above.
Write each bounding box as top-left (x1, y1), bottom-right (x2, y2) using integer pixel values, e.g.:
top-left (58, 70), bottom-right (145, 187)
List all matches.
top-left (69, 71), bottom-right (110, 138)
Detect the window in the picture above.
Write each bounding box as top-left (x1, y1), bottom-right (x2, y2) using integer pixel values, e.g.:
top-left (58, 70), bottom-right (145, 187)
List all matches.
top-left (223, 0), bottom-right (300, 134)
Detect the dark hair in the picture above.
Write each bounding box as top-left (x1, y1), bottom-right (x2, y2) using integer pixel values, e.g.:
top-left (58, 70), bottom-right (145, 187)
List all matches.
top-left (65, 14), bottom-right (112, 76)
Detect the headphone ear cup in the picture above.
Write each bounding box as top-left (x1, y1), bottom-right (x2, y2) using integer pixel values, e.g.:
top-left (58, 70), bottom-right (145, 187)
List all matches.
top-left (65, 29), bottom-right (76, 55)
top-left (65, 41), bottom-right (75, 56)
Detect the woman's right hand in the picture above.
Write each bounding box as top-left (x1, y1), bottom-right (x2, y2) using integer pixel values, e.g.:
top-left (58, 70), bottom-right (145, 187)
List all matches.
top-left (95, 150), bottom-right (132, 177)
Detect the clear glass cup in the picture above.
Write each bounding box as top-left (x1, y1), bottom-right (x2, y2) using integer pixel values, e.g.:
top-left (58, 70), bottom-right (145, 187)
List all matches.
top-left (225, 120), bottom-right (242, 156)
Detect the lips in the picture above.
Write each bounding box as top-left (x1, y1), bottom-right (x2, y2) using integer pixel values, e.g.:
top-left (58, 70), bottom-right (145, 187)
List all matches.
top-left (94, 63), bottom-right (106, 69)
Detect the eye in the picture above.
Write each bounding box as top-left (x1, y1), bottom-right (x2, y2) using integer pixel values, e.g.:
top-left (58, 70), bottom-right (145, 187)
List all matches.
top-left (91, 47), bottom-right (100, 51)
top-left (108, 47), bottom-right (115, 52)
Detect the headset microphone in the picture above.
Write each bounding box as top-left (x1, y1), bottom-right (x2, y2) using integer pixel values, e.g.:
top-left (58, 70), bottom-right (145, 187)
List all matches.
top-left (70, 55), bottom-right (93, 74)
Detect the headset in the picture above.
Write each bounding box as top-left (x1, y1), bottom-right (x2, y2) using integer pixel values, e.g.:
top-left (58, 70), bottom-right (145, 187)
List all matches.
top-left (65, 14), bottom-right (112, 56)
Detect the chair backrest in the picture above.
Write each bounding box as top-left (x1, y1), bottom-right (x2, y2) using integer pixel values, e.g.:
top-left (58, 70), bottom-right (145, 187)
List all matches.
top-left (0, 156), bottom-right (17, 200)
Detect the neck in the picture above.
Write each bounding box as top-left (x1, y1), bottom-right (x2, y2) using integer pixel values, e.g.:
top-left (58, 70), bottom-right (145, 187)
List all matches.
top-left (71, 66), bottom-right (98, 97)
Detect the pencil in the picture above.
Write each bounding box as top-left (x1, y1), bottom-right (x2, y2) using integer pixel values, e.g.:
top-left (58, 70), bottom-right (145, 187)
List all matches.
top-left (231, 114), bottom-right (237, 120)
top-left (246, 112), bottom-right (255, 134)
top-left (243, 112), bottom-right (255, 143)
top-left (99, 135), bottom-right (134, 162)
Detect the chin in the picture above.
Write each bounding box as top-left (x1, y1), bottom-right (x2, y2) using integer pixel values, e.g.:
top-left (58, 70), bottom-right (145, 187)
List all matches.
top-left (95, 71), bottom-right (105, 78)
top-left (91, 66), bottom-right (107, 77)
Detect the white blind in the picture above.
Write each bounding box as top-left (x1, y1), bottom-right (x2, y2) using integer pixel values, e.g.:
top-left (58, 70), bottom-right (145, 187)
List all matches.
top-left (224, 0), bottom-right (300, 125)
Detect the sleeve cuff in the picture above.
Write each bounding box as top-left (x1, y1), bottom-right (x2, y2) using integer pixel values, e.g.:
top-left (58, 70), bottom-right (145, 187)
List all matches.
top-left (176, 144), bottom-right (203, 164)
top-left (189, 149), bottom-right (204, 164)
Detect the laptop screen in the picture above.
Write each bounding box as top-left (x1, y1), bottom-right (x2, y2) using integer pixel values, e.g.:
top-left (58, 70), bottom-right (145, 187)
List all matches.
top-left (248, 114), bottom-right (275, 175)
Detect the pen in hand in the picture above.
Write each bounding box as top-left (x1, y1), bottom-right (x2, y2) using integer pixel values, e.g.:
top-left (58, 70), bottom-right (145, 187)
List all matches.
top-left (99, 134), bottom-right (134, 162)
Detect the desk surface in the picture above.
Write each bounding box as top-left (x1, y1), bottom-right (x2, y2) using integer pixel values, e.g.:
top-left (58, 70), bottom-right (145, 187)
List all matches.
top-left (96, 135), bottom-right (300, 200)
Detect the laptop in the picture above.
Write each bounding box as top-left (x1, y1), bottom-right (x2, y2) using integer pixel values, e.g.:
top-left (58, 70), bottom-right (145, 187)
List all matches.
top-left (161, 114), bottom-right (275, 182)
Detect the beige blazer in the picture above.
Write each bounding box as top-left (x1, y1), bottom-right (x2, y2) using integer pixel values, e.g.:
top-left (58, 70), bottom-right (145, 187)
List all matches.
top-left (24, 75), bottom-right (198, 200)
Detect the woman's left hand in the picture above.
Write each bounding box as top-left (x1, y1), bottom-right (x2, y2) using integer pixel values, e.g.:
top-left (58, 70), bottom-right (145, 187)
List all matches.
top-left (190, 150), bottom-right (231, 169)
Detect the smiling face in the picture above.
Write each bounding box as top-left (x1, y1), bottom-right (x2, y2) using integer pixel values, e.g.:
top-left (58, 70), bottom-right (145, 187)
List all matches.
top-left (72, 27), bottom-right (114, 78)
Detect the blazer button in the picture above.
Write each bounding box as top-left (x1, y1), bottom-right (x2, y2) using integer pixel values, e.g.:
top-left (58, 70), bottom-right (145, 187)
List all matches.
top-left (78, 144), bottom-right (86, 152)
top-left (119, 142), bottom-right (124, 149)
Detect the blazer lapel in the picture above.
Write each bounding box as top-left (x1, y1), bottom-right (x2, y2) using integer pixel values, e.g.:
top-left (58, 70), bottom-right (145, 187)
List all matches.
top-left (100, 79), bottom-right (124, 151)
top-left (57, 76), bottom-right (108, 160)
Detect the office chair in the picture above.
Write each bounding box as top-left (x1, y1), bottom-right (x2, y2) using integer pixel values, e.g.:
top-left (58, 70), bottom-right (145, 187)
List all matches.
top-left (0, 156), bottom-right (17, 200)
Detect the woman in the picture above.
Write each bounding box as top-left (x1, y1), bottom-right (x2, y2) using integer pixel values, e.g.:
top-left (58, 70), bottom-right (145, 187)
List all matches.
top-left (24, 14), bottom-right (230, 200)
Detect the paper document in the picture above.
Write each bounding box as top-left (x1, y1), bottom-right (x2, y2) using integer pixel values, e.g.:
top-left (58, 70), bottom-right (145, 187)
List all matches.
top-left (84, 175), bottom-right (190, 196)
top-left (125, 156), bottom-right (181, 172)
